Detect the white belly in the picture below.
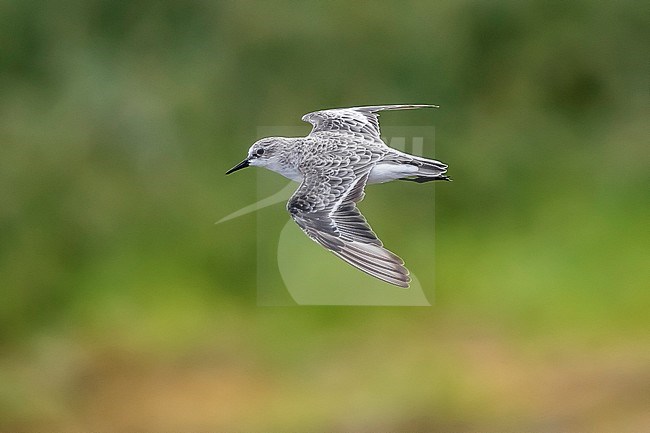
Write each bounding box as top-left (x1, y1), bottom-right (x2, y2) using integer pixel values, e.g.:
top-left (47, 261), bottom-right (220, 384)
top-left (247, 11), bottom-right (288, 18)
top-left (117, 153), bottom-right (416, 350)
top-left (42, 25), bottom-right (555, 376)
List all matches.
top-left (267, 162), bottom-right (415, 184)
top-left (368, 162), bottom-right (417, 184)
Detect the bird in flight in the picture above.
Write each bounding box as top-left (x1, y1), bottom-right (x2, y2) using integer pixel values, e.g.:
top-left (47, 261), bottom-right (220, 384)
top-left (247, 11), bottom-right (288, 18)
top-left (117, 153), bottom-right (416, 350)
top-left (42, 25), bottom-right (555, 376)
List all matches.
top-left (226, 105), bottom-right (449, 288)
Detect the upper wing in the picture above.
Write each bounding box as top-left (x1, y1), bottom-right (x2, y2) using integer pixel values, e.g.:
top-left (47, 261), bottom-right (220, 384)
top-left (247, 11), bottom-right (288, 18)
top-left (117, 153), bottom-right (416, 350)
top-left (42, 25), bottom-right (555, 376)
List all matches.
top-left (301, 104), bottom-right (437, 140)
top-left (287, 160), bottom-right (410, 288)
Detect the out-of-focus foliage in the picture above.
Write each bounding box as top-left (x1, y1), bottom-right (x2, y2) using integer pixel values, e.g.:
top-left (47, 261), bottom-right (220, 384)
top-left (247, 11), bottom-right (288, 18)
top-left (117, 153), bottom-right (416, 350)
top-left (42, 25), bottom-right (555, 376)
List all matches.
top-left (0, 0), bottom-right (648, 431)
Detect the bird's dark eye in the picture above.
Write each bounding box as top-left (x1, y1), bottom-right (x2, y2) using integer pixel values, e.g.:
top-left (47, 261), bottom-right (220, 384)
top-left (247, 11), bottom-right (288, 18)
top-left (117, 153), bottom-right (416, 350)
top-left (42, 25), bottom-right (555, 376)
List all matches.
top-left (256, 148), bottom-right (265, 156)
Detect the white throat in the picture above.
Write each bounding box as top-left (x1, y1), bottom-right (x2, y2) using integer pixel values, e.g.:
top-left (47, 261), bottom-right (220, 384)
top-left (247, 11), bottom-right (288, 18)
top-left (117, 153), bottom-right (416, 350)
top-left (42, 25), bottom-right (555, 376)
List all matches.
top-left (261, 160), bottom-right (303, 182)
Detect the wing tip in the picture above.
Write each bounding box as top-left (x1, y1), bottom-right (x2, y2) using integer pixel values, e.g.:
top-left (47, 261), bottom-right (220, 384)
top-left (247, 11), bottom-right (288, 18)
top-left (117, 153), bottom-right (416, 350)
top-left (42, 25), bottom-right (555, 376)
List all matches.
top-left (334, 242), bottom-right (412, 288)
top-left (387, 104), bottom-right (438, 110)
top-left (303, 104), bottom-right (439, 117)
top-left (362, 104), bottom-right (439, 112)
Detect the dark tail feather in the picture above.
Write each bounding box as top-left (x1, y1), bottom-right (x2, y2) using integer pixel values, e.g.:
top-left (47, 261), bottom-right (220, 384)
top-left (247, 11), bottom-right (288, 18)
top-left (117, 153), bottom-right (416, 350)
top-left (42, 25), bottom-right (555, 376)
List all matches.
top-left (412, 156), bottom-right (447, 173)
top-left (400, 155), bottom-right (449, 182)
top-left (400, 174), bottom-right (451, 183)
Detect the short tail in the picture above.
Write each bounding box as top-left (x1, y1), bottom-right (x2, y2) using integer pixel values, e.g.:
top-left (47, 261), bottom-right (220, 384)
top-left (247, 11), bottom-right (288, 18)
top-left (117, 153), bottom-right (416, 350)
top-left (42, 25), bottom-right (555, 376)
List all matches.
top-left (397, 154), bottom-right (450, 183)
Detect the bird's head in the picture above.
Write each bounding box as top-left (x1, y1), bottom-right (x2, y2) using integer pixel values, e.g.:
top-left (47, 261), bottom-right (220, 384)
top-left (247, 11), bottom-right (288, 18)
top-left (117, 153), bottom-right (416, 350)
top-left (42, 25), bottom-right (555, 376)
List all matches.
top-left (225, 137), bottom-right (284, 175)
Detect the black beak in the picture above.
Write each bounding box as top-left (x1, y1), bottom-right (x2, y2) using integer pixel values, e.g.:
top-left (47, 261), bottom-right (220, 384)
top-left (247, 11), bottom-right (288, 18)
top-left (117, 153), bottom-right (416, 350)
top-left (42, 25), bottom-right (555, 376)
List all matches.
top-left (225, 159), bottom-right (250, 175)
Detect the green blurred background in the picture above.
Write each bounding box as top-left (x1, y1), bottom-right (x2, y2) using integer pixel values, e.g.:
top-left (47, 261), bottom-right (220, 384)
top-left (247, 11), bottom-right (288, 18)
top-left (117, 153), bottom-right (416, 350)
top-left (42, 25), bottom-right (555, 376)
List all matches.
top-left (1, 0), bottom-right (648, 431)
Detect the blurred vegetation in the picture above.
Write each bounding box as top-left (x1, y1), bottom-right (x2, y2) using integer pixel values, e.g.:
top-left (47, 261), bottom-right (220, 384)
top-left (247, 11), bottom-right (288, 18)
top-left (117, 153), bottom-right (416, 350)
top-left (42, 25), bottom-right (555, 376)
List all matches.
top-left (1, 0), bottom-right (648, 431)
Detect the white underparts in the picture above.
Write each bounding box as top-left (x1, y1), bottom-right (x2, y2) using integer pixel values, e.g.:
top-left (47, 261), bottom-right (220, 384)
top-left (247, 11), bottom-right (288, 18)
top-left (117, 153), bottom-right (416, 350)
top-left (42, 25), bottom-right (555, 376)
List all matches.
top-left (367, 163), bottom-right (418, 184)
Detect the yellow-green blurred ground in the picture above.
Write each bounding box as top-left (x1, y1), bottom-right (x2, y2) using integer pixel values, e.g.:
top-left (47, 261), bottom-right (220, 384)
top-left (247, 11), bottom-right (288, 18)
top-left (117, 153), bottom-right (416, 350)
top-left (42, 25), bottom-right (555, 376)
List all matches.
top-left (1, 1), bottom-right (648, 431)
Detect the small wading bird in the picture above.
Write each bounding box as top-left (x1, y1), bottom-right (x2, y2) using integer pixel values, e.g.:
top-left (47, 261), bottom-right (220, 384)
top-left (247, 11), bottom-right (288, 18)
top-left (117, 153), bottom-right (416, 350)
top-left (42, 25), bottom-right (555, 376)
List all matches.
top-left (226, 105), bottom-right (449, 288)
